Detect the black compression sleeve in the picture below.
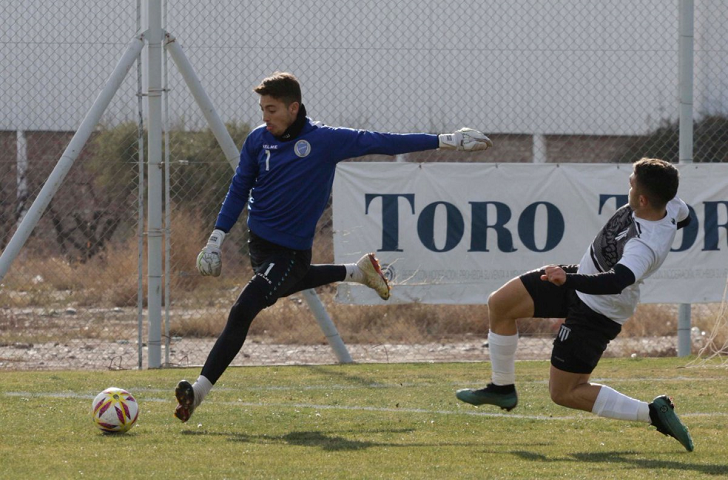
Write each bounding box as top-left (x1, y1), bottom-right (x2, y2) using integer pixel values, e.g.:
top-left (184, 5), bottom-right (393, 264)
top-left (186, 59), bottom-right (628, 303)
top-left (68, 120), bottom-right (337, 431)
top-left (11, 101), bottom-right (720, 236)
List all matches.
top-left (562, 263), bottom-right (636, 295)
top-left (677, 215), bottom-right (691, 230)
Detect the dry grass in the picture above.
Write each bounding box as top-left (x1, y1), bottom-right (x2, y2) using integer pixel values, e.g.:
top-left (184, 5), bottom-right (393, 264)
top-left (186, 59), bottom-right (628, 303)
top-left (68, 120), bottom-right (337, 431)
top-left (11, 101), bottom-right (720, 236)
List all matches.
top-left (3, 216), bottom-right (727, 356)
top-left (1, 208), bottom-right (241, 308)
top-left (691, 294), bottom-right (728, 359)
top-left (246, 296), bottom-right (490, 345)
top-left (1, 237), bottom-right (142, 309)
top-left (163, 287), bottom-right (727, 352)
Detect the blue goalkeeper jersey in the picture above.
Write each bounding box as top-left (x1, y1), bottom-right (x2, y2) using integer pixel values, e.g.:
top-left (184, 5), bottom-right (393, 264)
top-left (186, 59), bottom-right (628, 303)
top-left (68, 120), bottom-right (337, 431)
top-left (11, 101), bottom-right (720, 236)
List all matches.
top-left (215, 117), bottom-right (438, 250)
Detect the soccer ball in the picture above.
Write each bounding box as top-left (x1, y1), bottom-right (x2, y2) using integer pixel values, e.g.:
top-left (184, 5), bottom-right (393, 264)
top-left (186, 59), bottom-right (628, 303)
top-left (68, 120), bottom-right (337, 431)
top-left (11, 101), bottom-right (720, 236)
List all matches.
top-left (91, 387), bottom-right (139, 433)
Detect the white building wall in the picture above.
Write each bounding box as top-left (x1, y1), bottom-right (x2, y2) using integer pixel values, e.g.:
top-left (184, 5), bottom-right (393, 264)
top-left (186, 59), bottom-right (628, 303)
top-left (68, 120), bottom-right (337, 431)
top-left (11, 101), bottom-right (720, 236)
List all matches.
top-left (1, 0), bottom-right (725, 134)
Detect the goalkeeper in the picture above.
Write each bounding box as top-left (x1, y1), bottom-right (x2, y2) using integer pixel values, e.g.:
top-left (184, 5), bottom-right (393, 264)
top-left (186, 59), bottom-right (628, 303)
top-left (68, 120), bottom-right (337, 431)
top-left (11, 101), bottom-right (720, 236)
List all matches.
top-left (175, 71), bottom-right (493, 422)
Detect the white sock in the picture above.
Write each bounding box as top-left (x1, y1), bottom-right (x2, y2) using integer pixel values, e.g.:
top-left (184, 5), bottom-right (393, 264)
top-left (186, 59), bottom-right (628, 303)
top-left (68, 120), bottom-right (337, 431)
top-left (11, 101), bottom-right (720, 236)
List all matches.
top-left (591, 385), bottom-right (650, 422)
top-left (192, 375), bottom-right (213, 408)
top-left (345, 263), bottom-right (364, 283)
top-left (488, 331), bottom-right (519, 386)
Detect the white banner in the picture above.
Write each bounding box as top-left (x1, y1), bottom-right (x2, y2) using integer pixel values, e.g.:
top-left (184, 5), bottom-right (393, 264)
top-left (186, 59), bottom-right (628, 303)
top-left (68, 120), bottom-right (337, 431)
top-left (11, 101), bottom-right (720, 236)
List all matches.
top-left (333, 163), bottom-right (728, 305)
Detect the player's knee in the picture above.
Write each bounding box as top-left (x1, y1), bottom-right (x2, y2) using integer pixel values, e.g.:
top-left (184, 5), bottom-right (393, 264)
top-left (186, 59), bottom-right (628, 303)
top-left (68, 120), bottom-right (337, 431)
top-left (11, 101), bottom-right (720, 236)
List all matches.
top-left (248, 273), bottom-right (280, 307)
top-left (488, 289), bottom-right (516, 323)
top-left (231, 276), bottom-right (277, 318)
top-left (549, 385), bottom-right (575, 408)
top-left (549, 388), bottom-right (568, 407)
top-left (487, 290), bottom-right (505, 316)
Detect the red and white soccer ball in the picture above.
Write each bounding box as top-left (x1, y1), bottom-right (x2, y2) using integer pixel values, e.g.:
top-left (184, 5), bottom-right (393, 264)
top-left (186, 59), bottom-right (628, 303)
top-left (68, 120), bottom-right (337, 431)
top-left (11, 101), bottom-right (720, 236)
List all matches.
top-left (91, 387), bottom-right (139, 433)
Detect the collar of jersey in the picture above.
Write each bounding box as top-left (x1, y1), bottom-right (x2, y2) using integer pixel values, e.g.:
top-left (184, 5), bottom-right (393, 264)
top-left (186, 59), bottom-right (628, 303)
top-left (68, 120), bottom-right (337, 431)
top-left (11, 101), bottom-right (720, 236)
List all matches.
top-left (277, 104), bottom-right (308, 142)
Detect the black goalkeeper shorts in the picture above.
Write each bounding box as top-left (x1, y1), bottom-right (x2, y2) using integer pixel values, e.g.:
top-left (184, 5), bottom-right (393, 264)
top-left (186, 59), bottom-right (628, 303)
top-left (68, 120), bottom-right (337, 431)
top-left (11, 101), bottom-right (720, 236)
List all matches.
top-left (247, 230), bottom-right (312, 307)
top-left (519, 265), bottom-right (622, 374)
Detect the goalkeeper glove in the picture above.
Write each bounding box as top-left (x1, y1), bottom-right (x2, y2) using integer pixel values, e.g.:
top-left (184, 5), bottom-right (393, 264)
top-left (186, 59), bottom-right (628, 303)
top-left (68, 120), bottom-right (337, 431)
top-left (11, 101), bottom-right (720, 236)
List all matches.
top-left (438, 128), bottom-right (493, 151)
top-left (196, 229), bottom-right (225, 277)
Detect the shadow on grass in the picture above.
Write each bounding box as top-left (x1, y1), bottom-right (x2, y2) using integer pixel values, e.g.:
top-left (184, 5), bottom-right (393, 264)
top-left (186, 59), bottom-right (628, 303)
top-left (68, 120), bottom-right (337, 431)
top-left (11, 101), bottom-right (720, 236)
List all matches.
top-left (182, 427), bottom-right (508, 452)
top-left (511, 450), bottom-right (728, 476)
top-left (298, 364), bottom-right (397, 389)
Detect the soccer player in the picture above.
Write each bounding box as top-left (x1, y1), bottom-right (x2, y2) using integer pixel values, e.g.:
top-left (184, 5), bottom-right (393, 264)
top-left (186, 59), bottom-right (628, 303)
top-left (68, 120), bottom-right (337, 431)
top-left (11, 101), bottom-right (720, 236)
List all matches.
top-left (456, 158), bottom-right (695, 452)
top-left (175, 71), bottom-right (493, 422)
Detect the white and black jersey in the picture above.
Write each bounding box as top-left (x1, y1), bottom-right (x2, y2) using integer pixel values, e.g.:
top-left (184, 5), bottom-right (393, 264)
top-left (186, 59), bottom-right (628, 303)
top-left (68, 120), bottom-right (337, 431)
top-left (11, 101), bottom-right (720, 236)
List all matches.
top-left (576, 197), bottom-right (689, 324)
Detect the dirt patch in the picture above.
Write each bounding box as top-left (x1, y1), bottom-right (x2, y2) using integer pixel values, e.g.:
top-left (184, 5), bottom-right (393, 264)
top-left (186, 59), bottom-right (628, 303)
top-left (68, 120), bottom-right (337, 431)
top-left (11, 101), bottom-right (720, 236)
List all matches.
top-left (0, 335), bottom-right (686, 371)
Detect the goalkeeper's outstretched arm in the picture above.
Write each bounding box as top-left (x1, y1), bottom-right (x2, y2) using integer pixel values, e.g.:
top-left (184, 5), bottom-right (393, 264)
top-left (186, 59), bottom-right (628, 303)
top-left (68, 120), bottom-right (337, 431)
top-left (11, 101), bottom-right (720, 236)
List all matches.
top-left (439, 128), bottom-right (493, 151)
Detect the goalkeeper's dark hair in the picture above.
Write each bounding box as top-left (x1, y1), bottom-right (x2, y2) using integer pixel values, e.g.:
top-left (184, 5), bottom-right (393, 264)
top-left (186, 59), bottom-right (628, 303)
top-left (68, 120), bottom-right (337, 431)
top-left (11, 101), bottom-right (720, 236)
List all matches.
top-left (254, 72), bottom-right (301, 106)
top-left (633, 158), bottom-right (679, 208)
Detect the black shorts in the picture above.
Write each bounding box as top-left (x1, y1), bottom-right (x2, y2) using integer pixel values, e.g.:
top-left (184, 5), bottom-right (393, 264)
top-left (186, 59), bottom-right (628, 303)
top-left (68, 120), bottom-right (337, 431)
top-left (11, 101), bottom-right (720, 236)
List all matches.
top-left (519, 265), bottom-right (622, 374)
top-left (247, 230), bottom-right (312, 306)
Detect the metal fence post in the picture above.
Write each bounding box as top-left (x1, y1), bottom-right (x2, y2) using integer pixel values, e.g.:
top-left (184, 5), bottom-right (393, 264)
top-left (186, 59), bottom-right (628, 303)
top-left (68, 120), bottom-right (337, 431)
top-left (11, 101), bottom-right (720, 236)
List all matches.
top-left (145, 0), bottom-right (164, 368)
top-left (677, 0), bottom-right (694, 357)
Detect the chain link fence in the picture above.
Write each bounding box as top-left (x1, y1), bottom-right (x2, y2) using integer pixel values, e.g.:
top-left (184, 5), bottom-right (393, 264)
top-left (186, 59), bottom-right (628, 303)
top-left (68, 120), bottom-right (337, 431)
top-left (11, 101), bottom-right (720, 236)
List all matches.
top-left (1, 1), bottom-right (726, 370)
top-left (1, 1), bottom-right (143, 369)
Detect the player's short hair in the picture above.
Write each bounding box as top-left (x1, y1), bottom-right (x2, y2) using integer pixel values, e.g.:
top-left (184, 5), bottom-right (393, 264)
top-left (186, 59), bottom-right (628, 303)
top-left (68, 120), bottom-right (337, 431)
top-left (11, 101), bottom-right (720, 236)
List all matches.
top-left (254, 72), bottom-right (301, 106)
top-left (633, 158), bottom-right (679, 208)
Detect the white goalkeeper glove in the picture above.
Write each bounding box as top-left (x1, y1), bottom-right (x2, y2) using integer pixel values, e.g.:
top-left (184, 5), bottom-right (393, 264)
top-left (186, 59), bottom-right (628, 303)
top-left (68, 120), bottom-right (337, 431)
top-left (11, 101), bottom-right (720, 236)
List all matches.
top-left (196, 229), bottom-right (225, 277)
top-left (438, 128), bottom-right (493, 151)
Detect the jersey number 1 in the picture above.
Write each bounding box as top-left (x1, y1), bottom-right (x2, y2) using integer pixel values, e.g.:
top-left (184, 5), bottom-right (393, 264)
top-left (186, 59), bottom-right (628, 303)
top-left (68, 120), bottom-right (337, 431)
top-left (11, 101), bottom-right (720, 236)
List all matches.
top-left (264, 263), bottom-right (275, 277)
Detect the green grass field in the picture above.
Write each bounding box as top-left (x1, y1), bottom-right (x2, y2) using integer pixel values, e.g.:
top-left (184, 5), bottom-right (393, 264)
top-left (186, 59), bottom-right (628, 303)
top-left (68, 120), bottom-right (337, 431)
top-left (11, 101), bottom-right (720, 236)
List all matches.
top-left (1, 358), bottom-right (726, 479)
